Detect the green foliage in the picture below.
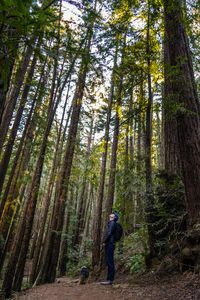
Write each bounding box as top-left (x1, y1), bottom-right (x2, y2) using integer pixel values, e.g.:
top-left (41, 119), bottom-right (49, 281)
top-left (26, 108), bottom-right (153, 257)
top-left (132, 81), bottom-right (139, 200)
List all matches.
top-left (116, 228), bottom-right (148, 274)
top-left (124, 227), bottom-right (149, 250)
top-left (114, 164), bottom-right (146, 228)
top-left (125, 253), bottom-right (145, 274)
top-left (66, 257), bottom-right (92, 278)
top-left (151, 170), bottom-right (187, 257)
top-left (21, 280), bottom-right (32, 290)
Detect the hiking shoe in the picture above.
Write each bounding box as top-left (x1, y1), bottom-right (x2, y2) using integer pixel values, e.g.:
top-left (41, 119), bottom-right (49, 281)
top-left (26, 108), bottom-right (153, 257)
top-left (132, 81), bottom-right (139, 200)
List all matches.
top-left (100, 280), bottom-right (114, 285)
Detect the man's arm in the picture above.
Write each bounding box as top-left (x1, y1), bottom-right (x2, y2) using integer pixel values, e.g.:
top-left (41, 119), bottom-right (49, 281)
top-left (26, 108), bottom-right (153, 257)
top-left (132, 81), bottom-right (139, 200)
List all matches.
top-left (103, 221), bottom-right (116, 244)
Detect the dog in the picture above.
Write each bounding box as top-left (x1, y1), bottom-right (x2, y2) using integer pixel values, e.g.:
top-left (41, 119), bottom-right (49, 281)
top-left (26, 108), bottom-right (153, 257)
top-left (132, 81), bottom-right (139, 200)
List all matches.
top-left (78, 266), bottom-right (89, 284)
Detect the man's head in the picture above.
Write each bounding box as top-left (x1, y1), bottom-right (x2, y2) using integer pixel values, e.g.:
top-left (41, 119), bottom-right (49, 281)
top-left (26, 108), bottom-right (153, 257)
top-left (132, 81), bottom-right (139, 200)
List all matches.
top-left (109, 213), bottom-right (116, 221)
top-left (109, 212), bottom-right (119, 221)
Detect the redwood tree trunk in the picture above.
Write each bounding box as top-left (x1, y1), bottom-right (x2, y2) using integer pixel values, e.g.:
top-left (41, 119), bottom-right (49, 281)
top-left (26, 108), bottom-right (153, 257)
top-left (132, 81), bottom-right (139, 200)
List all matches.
top-left (105, 70), bottom-right (123, 218)
top-left (0, 43), bottom-right (35, 153)
top-left (80, 183), bottom-right (93, 256)
top-left (162, 23), bottom-right (181, 174)
top-left (37, 23), bottom-right (94, 284)
top-left (0, 1), bottom-right (34, 122)
top-left (0, 63), bottom-right (47, 271)
top-left (0, 186), bottom-right (25, 274)
top-left (38, 67), bottom-right (87, 284)
top-left (145, 7), bottom-right (155, 259)
top-left (129, 85), bottom-right (134, 165)
top-left (0, 52), bottom-right (38, 199)
top-left (163, 0), bottom-right (200, 226)
top-left (29, 82), bottom-right (70, 284)
top-left (145, 13), bottom-right (153, 197)
top-left (0, 51), bottom-right (15, 124)
top-left (58, 187), bottom-right (74, 276)
top-left (12, 53), bottom-right (62, 291)
top-left (2, 53), bottom-right (60, 297)
top-left (0, 21), bottom-right (18, 123)
top-left (0, 98), bottom-right (36, 259)
top-left (0, 59), bottom-right (47, 222)
top-left (92, 45), bottom-right (118, 267)
top-left (72, 113), bottom-right (94, 250)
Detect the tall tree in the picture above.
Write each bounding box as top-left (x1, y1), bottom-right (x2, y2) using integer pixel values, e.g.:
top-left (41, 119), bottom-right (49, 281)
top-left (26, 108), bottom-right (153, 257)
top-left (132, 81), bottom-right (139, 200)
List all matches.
top-left (162, 28), bottom-right (181, 174)
top-left (105, 42), bottom-right (125, 219)
top-left (163, 0), bottom-right (200, 226)
top-left (72, 111), bottom-right (94, 251)
top-left (0, 43), bottom-right (36, 153)
top-left (37, 2), bottom-right (97, 284)
top-left (145, 0), bottom-right (155, 260)
top-left (0, 0), bottom-right (34, 121)
top-left (92, 44), bottom-right (118, 267)
top-left (2, 12), bottom-right (62, 293)
top-left (29, 82), bottom-right (71, 284)
top-left (0, 49), bottom-right (38, 199)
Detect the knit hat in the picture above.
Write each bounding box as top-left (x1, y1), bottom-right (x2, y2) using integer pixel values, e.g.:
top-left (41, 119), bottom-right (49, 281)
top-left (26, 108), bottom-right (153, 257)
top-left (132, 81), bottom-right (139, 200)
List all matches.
top-left (113, 212), bottom-right (119, 221)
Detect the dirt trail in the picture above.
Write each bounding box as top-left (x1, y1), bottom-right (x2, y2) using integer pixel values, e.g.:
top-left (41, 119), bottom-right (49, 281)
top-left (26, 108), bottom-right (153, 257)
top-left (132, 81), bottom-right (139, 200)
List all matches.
top-left (15, 278), bottom-right (125, 300)
top-left (15, 272), bottom-right (200, 300)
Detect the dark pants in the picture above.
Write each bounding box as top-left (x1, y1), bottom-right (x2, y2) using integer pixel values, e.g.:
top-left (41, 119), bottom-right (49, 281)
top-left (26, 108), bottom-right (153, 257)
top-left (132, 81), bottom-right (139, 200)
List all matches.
top-left (105, 243), bottom-right (115, 281)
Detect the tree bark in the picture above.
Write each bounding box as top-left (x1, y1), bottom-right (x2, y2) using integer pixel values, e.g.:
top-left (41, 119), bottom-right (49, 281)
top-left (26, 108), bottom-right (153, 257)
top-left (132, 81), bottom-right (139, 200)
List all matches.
top-left (0, 0), bottom-right (35, 122)
top-left (72, 113), bottom-right (94, 250)
top-left (80, 183), bottom-right (93, 256)
top-left (0, 42), bottom-right (35, 153)
top-left (129, 85), bottom-right (134, 165)
top-left (0, 59), bottom-right (47, 222)
top-left (37, 20), bottom-right (94, 284)
top-left (0, 100), bottom-right (36, 257)
top-left (0, 63), bottom-right (47, 271)
top-left (2, 50), bottom-right (60, 297)
top-left (38, 66), bottom-right (87, 283)
top-left (29, 81), bottom-right (70, 284)
top-left (0, 18), bottom-right (19, 123)
top-left (92, 44), bottom-right (118, 267)
top-left (58, 187), bottom-right (74, 276)
top-left (0, 185), bottom-right (25, 275)
top-left (12, 53), bottom-right (61, 292)
top-left (145, 5), bottom-right (155, 260)
top-left (0, 52), bottom-right (38, 199)
top-left (105, 68), bottom-right (123, 218)
top-left (162, 25), bottom-right (181, 174)
top-left (163, 0), bottom-right (200, 226)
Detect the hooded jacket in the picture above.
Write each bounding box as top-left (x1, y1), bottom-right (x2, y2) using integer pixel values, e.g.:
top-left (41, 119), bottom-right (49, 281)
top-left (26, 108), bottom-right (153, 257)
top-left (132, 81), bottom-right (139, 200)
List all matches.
top-left (103, 220), bottom-right (116, 244)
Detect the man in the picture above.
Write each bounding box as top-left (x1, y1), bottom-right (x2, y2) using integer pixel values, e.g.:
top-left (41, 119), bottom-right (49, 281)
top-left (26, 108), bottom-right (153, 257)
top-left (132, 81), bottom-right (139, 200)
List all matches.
top-left (101, 212), bottom-right (119, 285)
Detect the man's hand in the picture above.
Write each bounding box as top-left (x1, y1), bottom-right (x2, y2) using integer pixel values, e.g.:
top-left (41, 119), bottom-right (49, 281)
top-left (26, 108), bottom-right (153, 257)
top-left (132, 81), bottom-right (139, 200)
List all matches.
top-left (103, 243), bottom-right (106, 247)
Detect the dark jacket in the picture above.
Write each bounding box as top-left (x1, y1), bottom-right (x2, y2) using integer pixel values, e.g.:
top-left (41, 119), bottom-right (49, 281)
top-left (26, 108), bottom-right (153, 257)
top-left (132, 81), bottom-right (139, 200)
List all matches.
top-left (103, 220), bottom-right (116, 244)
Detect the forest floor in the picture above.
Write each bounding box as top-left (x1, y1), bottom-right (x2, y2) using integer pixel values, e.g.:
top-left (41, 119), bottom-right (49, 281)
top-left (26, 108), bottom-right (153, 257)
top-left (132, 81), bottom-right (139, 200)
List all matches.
top-left (14, 271), bottom-right (200, 300)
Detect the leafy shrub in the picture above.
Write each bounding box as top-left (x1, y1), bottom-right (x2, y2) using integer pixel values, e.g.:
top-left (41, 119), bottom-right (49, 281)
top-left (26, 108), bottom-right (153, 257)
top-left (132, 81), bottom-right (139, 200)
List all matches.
top-left (152, 170), bottom-right (186, 257)
top-left (66, 257), bottom-right (92, 277)
top-left (125, 253), bottom-right (145, 274)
